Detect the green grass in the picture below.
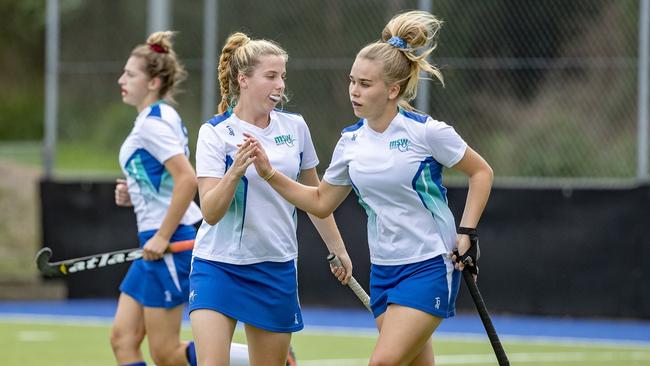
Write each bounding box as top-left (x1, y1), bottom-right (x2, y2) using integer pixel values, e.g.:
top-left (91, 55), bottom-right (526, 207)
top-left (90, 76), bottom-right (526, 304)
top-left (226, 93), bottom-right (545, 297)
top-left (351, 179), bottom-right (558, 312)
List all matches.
top-left (2, 319), bottom-right (649, 365)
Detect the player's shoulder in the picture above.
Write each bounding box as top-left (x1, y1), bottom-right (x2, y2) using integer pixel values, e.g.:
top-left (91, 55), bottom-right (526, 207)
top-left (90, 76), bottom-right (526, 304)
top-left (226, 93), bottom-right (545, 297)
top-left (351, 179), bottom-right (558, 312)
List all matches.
top-left (204, 110), bottom-right (235, 127)
top-left (272, 109), bottom-right (311, 133)
top-left (146, 102), bottom-right (180, 120)
top-left (398, 109), bottom-right (431, 124)
top-left (340, 118), bottom-right (365, 135)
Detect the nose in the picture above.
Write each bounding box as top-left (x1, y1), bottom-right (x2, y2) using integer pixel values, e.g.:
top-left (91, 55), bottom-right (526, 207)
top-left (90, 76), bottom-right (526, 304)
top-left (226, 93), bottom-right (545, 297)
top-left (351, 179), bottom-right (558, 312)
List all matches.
top-left (117, 73), bottom-right (125, 85)
top-left (349, 83), bottom-right (359, 97)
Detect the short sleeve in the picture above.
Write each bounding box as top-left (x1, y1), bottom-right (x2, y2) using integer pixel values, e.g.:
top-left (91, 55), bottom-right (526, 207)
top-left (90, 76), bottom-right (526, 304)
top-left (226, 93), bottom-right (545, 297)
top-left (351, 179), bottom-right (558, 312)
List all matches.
top-left (140, 118), bottom-right (185, 163)
top-left (196, 124), bottom-right (226, 178)
top-left (322, 136), bottom-right (351, 186)
top-left (299, 119), bottom-right (319, 170)
top-left (424, 119), bottom-right (468, 168)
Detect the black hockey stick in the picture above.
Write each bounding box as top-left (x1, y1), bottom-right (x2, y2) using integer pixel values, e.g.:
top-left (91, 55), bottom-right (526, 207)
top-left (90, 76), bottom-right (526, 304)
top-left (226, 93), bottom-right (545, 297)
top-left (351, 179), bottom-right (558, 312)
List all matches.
top-left (462, 269), bottom-right (510, 365)
top-left (35, 240), bottom-right (194, 277)
top-left (327, 254), bottom-right (371, 311)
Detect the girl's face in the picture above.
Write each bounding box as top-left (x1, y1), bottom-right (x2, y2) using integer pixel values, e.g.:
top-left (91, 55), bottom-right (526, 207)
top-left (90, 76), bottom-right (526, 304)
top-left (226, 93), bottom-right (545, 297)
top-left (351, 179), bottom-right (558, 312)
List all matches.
top-left (348, 57), bottom-right (398, 121)
top-left (117, 56), bottom-right (157, 111)
top-left (239, 54), bottom-right (286, 115)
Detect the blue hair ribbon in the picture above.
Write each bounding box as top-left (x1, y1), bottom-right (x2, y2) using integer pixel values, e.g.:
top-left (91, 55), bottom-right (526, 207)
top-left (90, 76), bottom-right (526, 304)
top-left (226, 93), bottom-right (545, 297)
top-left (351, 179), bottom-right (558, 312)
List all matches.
top-left (387, 36), bottom-right (407, 49)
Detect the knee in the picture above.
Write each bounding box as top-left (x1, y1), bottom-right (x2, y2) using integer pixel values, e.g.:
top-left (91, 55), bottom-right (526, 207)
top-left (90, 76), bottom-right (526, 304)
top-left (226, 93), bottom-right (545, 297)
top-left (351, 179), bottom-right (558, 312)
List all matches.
top-left (110, 325), bottom-right (143, 354)
top-left (368, 353), bottom-right (401, 366)
top-left (149, 346), bottom-right (177, 366)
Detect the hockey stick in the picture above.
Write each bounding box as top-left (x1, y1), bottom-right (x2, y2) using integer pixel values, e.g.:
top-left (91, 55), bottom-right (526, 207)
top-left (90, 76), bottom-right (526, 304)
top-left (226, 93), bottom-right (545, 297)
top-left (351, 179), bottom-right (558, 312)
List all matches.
top-left (35, 240), bottom-right (194, 277)
top-left (462, 269), bottom-right (510, 365)
top-left (327, 254), bottom-right (371, 312)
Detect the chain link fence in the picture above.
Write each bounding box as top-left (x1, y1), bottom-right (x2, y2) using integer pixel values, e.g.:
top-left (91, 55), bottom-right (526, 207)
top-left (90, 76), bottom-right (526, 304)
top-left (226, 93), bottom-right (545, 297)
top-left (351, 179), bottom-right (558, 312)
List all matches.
top-left (53, 0), bottom-right (646, 184)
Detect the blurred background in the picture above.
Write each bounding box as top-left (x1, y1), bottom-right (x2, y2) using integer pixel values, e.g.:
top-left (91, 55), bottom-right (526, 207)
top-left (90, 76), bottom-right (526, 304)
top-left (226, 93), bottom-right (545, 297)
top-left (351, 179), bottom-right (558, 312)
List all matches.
top-left (1, 0), bottom-right (648, 325)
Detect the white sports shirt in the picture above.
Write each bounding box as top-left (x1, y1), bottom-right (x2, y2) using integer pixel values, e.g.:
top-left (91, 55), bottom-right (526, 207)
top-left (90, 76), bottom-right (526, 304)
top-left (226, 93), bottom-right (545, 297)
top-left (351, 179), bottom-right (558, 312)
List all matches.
top-left (323, 109), bottom-right (468, 266)
top-left (193, 109), bottom-right (319, 265)
top-left (118, 102), bottom-right (202, 232)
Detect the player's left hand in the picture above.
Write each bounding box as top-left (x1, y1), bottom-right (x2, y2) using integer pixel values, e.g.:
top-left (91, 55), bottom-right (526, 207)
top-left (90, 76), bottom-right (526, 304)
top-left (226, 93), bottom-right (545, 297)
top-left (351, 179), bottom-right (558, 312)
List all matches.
top-left (143, 234), bottom-right (168, 260)
top-left (452, 232), bottom-right (480, 281)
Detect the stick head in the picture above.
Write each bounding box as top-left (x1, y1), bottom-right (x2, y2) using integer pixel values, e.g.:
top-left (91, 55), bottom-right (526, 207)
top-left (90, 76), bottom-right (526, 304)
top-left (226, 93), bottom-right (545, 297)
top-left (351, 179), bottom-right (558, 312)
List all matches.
top-left (35, 247), bottom-right (62, 277)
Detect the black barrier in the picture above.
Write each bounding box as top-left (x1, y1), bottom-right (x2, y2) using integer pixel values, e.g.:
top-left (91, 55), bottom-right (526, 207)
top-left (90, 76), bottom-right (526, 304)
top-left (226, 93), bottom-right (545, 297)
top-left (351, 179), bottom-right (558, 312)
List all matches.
top-left (40, 179), bottom-right (138, 298)
top-left (40, 179), bottom-right (650, 319)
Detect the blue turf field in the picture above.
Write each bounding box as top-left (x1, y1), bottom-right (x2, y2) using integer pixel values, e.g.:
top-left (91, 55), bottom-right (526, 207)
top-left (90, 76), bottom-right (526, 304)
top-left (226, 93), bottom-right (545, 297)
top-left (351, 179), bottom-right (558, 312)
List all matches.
top-left (0, 299), bottom-right (648, 345)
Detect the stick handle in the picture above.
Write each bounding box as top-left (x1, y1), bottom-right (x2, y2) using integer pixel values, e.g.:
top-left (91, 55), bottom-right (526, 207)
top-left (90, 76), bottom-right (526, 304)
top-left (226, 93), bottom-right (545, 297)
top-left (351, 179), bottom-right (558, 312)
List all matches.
top-left (462, 270), bottom-right (509, 366)
top-left (327, 254), bottom-right (372, 312)
top-left (167, 239), bottom-right (195, 253)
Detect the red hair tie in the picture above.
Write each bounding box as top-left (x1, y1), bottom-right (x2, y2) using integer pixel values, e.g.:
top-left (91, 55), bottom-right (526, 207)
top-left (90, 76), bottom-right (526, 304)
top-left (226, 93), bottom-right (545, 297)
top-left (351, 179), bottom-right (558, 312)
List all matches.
top-left (149, 43), bottom-right (168, 54)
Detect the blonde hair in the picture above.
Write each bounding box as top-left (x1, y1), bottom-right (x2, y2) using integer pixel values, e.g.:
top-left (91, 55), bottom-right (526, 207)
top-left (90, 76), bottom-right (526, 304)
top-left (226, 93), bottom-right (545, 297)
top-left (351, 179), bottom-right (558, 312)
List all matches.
top-left (217, 32), bottom-right (288, 114)
top-left (357, 10), bottom-right (444, 111)
top-left (130, 31), bottom-right (187, 103)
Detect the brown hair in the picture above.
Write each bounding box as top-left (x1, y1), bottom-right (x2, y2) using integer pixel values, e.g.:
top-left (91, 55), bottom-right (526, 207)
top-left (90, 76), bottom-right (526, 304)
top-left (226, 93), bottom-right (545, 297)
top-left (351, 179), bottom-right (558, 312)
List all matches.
top-left (130, 31), bottom-right (187, 103)
top-left (357, 10), bottom-right (444, 111)
top-left (217, 32), bottom-right (288, 114)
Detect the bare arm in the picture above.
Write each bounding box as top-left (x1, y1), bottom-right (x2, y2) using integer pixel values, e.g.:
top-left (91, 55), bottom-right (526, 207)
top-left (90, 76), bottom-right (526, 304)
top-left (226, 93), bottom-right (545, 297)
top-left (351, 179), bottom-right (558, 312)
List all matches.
top-left (298, 168), bottom-right (353, 284)
top-left (198, 140), bottom-right (257, 225)
top-left (246, 133), bottom-right (350, 218)
top-left (142, 154), bottom-right (198, 260)
top-left (451, 146), bottom-right (493, 269)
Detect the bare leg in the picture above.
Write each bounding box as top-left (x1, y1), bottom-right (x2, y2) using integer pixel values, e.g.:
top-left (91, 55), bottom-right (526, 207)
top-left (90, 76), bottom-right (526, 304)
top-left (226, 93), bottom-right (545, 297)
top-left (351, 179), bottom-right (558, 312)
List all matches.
top-left (111, 293), bottom-right (146, 364)
top-left (244, 324), bottom-right (292, 366)
top-left (190, 309), bottom-right (237, 366)
top-left (369, 304), bottom-right (441, 366)
top-left (144, 304), bottom-right (188, 366)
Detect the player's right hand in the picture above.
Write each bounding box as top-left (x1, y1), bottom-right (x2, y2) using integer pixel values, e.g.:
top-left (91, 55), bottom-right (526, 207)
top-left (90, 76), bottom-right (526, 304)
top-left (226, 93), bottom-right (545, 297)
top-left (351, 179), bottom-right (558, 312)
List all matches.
top-left (330, 252), bottom-right (353, 285)
top-left (115, 178), bottom-right (132, 207)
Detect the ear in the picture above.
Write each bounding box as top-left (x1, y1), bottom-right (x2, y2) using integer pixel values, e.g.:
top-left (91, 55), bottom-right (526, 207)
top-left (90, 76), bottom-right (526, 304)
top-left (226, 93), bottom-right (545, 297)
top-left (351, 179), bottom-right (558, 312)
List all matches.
top-left (237, 73), bottom-right (248, 89)
top-left (388, 83), bottom-right (401, 100)
top-left (148, 76), bottom-right (162, 92)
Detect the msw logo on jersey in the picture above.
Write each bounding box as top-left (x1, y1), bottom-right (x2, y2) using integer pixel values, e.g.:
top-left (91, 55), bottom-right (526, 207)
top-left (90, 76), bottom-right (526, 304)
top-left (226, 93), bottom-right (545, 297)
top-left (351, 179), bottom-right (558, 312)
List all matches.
top-left (274, 134), bottom-right (295, 147)
top-left (389, 138), bottom-right (410, 152)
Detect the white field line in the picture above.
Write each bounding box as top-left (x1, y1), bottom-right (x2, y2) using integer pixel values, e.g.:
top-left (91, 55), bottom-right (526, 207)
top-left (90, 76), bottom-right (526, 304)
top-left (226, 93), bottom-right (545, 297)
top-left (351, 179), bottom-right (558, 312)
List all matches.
top-left (297, 351), bottom-right (650, 366)
top-left (2, 313), bottom-right (650, 348)
top-left (17, 330), bottom-right (57, 342)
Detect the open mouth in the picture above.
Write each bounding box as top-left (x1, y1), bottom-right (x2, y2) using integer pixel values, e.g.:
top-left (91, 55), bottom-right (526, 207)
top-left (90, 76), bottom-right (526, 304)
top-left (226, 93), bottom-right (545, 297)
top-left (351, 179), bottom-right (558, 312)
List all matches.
top-left (269, 94), bottom-right (281, 103)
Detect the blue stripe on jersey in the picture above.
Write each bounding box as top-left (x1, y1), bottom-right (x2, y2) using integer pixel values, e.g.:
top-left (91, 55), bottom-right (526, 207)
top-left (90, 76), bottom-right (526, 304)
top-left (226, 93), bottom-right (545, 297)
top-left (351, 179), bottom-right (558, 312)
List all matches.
top-left (148, 104), bottom-right (162, 118)
top-left (411, 157), bottom-right (456, 245)
top-left (342, 119), bottom-right (364, 133)
top-left (412, 157), bottom-right (447, 206)
top-left (220, 154), bottom-right (248, 245)
top-left (124, 148), bottom-right (166, 192)
top-left (206, 110), bottom-right (231, 126)
top-left (351, 180), bottom-right (378, 246)
top-left (399, 109), bottom-right (428, 123)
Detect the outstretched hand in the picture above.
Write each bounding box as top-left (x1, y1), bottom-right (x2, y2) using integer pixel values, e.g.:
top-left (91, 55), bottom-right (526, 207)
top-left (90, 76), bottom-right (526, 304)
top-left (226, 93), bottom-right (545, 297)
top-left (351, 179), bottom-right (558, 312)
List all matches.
top-left (243, 133), bottom-right (274, 178)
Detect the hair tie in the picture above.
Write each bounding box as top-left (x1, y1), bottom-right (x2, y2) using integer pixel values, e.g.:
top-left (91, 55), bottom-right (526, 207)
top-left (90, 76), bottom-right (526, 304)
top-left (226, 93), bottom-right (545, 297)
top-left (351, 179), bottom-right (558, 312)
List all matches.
top-left (149, 43), bottom-right (168, 54)
top-left (387, 36), bottom-right (408, 49)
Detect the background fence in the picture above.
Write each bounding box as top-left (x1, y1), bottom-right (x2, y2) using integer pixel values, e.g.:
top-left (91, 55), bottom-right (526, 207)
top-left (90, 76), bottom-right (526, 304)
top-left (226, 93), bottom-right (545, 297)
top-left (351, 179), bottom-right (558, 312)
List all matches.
top-left (33, 0), bottom-right (649, 183)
